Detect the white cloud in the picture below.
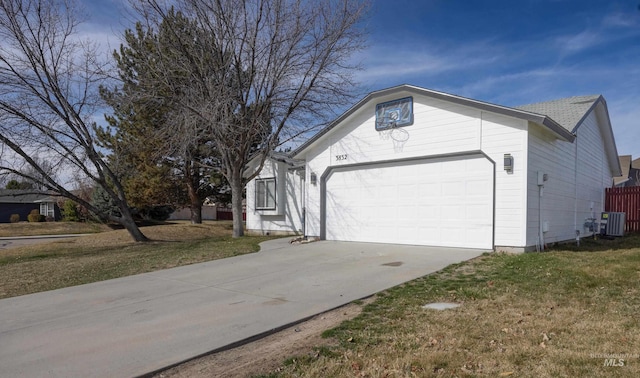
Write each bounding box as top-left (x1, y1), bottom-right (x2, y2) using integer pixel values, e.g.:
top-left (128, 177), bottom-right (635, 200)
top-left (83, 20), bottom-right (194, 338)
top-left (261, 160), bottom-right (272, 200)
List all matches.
top-left (553, 10), bottom-right (640, 58)
top-left (602, 12), bottom-right (639, 28)
top-left (355, 39), bottom-right (502, 86)
top-left (555, 29), bottom-right (603, 55)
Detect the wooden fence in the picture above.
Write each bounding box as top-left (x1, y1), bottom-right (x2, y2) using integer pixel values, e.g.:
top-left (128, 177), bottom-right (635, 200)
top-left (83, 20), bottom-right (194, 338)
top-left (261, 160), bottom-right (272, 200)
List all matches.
top-left (605, 187), bottom-right (640, 233)
top-left (216, 207), bottom-right (246, 221)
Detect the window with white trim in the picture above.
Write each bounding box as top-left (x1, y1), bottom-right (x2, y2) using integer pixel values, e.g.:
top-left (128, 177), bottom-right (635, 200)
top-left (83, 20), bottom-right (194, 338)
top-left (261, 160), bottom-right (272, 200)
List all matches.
top-left (255, 178), bottom-right (276, 210)
top-left (39, 202), bottom-right (55, 219)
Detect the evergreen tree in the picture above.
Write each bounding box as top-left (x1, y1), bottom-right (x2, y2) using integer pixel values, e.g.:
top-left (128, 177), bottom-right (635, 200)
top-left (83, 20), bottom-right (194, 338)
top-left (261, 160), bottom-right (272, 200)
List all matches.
top-left (62, 200), bottom-right (80, 222)
top-left (99, 12), bottom-right (222, 223)
top-left (90, 185), bottom-right (121, 220)
top-left (5, 180), bottom-right (32, 190)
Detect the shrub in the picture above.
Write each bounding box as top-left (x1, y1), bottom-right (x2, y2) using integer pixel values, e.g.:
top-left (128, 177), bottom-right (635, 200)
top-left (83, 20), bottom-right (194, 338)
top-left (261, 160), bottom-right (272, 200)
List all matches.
top-left (62, 200), bottom-right (80, 222)
top-left (138, 205), bottom-right (175, 221)
top-left (90, 185), bottom-right (121, 221)
top-left (27, 209), bottom-right (42, 223)
top-left (10, 214), bottom-right (20, 223)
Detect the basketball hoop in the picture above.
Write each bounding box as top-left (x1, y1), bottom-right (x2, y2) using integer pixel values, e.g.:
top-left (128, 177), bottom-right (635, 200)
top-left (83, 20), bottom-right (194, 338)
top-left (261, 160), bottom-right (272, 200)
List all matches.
top-left (376, 116), bottom-right (396, 140)
top-left (374, 97), bottom-right (413, 152)
top-left (389, 127), bottom-right (410, 152)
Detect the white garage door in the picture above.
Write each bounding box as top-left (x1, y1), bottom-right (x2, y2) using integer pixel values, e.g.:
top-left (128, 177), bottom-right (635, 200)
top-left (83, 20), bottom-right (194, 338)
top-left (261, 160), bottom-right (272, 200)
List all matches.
top-left (324, 155), bottom-right (493, 249)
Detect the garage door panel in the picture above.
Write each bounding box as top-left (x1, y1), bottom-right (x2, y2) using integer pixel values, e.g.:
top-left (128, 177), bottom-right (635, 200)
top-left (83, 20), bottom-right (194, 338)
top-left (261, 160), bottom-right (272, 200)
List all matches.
top-left (442, 181), bottom-right (463, 196)
top-left (324, 155), bottom-right (494, 249)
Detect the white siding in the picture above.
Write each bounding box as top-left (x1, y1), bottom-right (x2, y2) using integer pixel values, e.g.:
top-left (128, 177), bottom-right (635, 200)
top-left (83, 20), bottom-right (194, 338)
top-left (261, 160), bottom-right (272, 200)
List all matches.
top-left (526, 124), bottom-right (575, 247)
top-left (576, 107), bottom-right (612, 234)
top-left (326, 94), bottom-right (482, 166)
top-left (246, 159), bottom-right (304, 234)
top-left (303, 91), bottom-right (486, 239)
top-left (526, 106), bottom-right (613, 248)
top-left (304, 91), bottom-right (527, 246)
top-left (304, 140), bottom-right (332, 237)
top-left (480, 112), bottom-right (528, 247)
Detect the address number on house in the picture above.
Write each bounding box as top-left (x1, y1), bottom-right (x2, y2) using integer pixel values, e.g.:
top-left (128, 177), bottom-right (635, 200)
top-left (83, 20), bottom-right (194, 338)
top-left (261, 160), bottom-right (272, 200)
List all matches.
top-left (335, 154), bottom-right (348, 161)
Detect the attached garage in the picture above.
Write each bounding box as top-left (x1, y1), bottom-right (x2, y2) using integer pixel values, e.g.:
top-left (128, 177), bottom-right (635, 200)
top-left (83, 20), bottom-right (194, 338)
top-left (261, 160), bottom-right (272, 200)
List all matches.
top-left (246, 84), bottom-right (621, 252)
top-left (321, 154), bottom-right (494, 249)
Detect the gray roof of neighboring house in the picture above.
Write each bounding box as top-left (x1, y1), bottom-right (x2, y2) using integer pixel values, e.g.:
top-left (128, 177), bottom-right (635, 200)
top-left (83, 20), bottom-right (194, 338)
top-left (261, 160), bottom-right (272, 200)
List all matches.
top-left (514, 95), bottom-right (602, 133)
top-left (0, 190), bottom-right (58, 203)
top-left (613, 155), bottom-right (632, 186)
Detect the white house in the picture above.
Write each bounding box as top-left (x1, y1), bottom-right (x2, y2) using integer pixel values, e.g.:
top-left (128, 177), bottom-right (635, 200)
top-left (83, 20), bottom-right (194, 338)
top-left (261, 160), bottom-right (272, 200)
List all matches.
top-left (246, 85), bottom-right (621, 252)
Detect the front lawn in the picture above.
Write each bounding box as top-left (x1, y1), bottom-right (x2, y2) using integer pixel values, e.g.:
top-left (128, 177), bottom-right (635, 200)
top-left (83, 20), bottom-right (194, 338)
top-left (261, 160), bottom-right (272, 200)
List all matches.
top-left (0, 222), bottom-right (278, 298)
top-left (268, 234), bottom-right (640, 377)
top-left (0, 221), bottom-right (110, 237)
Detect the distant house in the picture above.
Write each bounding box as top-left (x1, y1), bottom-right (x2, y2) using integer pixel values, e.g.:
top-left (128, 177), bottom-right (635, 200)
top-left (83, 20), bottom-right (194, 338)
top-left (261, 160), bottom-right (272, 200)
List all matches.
top-left (0, 190), bottom-right (61, 223)
top-left (246, 84), bottom-right (621, 252)
top-left (613, 155), bottom-right (640, 187)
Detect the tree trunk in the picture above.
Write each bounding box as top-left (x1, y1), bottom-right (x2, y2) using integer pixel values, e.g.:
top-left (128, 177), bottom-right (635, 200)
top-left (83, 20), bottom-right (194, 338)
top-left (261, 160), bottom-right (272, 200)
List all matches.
top-left (115, 201), bottom-right (149, 242)
top-left (229, 170), bottom-right (244, 237)
top-left (190, 199), bottom-right (203, 224)
top-left (186, 177), bottom-right (203, 224)
top-left (120, 215), bottom-right (149, 242)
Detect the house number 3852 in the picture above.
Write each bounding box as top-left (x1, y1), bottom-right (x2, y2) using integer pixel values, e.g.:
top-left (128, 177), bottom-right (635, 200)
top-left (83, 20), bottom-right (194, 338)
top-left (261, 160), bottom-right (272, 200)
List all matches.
top-left (335, 154), bottom-right (348, 161)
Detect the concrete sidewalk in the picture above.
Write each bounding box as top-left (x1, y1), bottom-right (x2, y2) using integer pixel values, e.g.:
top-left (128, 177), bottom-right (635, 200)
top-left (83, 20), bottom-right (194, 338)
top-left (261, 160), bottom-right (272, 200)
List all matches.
top-left (0, 239), bottom-right (484, 377)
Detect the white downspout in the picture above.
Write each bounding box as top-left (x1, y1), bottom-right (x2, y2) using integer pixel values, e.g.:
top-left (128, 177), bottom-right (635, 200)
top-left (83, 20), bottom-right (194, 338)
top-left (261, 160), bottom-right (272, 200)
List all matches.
top-left (538, 184), bottom-right (544, 251)
top-left (537, 171), bottom-right (545, 252)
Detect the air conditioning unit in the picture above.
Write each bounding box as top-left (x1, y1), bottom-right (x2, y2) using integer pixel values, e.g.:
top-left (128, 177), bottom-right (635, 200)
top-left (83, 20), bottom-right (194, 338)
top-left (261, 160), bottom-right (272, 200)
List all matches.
top-left (600, 212), bottom-right (626, 237)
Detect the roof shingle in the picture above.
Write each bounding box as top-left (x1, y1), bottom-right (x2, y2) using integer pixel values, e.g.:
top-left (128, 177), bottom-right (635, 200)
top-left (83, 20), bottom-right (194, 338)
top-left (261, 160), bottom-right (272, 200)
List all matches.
top-left (514, 95), bottom-right (601, 133)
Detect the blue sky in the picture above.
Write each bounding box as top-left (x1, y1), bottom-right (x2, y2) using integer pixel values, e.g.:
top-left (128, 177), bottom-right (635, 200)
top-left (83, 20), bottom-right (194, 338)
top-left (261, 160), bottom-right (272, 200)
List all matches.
top-left (83, 0), bottom-right (640, 159)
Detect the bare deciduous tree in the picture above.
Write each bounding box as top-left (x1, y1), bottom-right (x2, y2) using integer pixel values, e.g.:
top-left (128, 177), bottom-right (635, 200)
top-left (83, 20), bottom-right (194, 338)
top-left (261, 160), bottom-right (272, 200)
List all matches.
top-left (132, 0), bottom-right (369, 237)
top-left (0, 0), bottom-right (148, 241)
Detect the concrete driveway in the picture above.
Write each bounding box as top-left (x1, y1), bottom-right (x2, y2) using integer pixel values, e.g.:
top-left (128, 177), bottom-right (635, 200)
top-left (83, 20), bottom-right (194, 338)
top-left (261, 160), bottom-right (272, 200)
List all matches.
top-left (0, 239), bottom-right (485, 377)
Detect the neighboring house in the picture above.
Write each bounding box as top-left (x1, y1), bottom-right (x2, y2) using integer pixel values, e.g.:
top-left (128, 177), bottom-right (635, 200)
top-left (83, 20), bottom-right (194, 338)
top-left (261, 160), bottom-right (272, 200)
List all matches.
top-left (246, 85), bottom-right (621, 252)
top-left (0, 190), bottom-right (61, 223)
top-left (613, 155), bottom-right (640, 187)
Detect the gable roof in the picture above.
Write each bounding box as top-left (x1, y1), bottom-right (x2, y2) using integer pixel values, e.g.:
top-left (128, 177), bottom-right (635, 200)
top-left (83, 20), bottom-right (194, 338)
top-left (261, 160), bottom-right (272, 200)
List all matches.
top-left (514, 95), bottom-right (602, 133)
top-left (288, 84), bottom-right (620, 176)
top-left (292, 84), bottom-right (580, 158)
top-left (613, 155), bottom-right (632, 186)
top-left (0, 190), bottom-right (58, 204)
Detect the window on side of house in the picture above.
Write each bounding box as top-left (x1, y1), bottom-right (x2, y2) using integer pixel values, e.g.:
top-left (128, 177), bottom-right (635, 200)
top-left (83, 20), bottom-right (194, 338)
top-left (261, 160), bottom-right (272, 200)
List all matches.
top-left (39, 203), bottom-right (55, 218)
top-left (255, 178), bottom-right (276, 210)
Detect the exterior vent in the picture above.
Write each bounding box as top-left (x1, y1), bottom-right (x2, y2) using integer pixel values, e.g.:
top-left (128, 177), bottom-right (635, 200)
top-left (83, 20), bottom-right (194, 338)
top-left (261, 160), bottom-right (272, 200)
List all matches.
top-left (600, 212), bottom-right (625, 237)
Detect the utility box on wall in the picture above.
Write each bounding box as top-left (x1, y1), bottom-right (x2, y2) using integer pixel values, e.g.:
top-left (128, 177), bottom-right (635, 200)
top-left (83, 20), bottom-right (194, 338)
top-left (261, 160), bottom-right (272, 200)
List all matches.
top-left (600, 212), bottom-right (625, 237)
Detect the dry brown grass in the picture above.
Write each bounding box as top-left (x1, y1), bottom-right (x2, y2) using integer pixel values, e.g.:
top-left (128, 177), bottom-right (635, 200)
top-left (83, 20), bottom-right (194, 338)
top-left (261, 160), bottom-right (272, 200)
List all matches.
top-left (0, 221), bottom-right (110, 237)
top-left (0, 221), bottom-right (278, 298)
top-left (265, 236), bottom-right (640, 378)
